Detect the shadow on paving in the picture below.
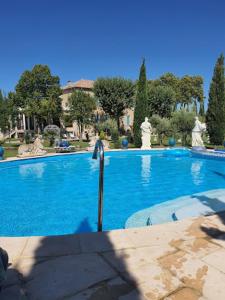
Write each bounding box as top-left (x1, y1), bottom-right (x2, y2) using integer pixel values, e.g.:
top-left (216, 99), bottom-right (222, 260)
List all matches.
top-left (191, 194), bottom-right (225, 239)
top-left (1, 218), bottom-right (144, 300)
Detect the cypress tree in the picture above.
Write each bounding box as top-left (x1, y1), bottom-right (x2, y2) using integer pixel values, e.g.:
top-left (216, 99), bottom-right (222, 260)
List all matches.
top-left (133, 59), bottom-right (148, 147)
top-left (206, 54), bottom-right (225, 145)
top-left (199, 101), bottom-right (205, 117)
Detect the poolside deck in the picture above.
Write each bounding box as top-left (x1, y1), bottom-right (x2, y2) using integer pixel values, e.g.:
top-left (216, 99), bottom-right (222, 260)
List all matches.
top-left (1, 212), bottom-right (225, 299)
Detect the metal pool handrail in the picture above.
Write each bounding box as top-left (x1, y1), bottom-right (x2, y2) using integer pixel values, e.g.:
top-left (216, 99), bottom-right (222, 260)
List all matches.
top-left (92, 139), bottom-right (104, 232)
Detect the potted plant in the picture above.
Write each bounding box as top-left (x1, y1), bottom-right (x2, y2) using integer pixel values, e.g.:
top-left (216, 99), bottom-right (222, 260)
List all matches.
top-left (168, 137), bottom-right (176, 147)
top-left (121, 137), bottom-right (129, 149)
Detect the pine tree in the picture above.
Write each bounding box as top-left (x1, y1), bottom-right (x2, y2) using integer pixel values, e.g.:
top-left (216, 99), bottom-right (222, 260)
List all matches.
top-left (133, 60), bottom-right (148, 147)
top-left (206, 54), bottom-right (225, 145)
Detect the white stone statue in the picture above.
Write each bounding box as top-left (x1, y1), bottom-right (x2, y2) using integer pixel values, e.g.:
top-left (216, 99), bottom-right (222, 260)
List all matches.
top-left (141, 117), bottom-right (152, 150)
top-left (192, 116), bottom-right (206, 147)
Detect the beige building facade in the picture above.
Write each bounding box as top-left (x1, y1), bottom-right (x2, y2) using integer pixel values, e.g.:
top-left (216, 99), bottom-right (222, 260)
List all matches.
top-left (60, 79), bottom-right (134, 138)
top-left (0, 79), bottom-right (134, 140)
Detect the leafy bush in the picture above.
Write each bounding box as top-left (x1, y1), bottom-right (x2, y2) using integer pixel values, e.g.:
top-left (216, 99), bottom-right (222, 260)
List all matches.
top-left (111, 129), bottom-right (120, 148)
top-left (43, 125), bottom-right (60, 147)
top-left (171, 110), bottom-right (195, 146)
top-left (150, 115), bottom-right (171, 145)
top-left (24, 131), bottom-right (32, 144)
top-left (95, 119), bottom-right (117, 137)
top-left (99, 131), bottom-right (106, 140)
top-left (148, 85), bottom-right (176, 118)
top-left (126, 130), bottom-right (134, 144)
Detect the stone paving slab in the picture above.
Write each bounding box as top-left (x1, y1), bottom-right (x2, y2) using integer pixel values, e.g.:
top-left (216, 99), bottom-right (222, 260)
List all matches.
top-left (202, 248), bottom-right (225, 274)
top-left (0, 237), bottom-right (28, 262)
top-left (102, 244), bottom-right (175, 273)
top-left (0, 285), bottom-right (25, 300)
top-left (79, 229), bottom-right (135, 253)
top-left (123, 262), bottom-right (183, 299)
top-left (22, 235), bottom-right (81, 258)
top-left (68, 277), bottom-right (137, 300)
top-left (24, 253), bottom-right (116, 300)
top-left (1, 212), bottom-right (225, 299)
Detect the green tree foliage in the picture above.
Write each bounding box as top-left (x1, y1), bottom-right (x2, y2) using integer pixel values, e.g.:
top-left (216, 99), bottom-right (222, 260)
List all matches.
top-left (68, 90), bottom-right (96, 140)
top-left (199, 101), bottom-right (205, 117)
top-left (206, 54), bottom-right (225, 145)
top-left (95, 118), bottom-right (117, 136)
top-left (179, 76), bottom-right (204, 113)
top-left (15, 65), bottom-right (62, 130)
top-left (149, 73), bottom-right (204, 114)
top-left (153, 73), bottom-right (180, 109)
top-left (150, 115), bottom-right (171, 145)
top-left (148, 85), bottom-right (176, 118)
top-left (171, 110), bottom-right (195, 146)
top-left (0, 91), bottom-right (18, 135)
top-left (0, 90), bottom-right (8, 133)
top-left (133, 60), bottom-right (148, 147)
top-left (96, 118), bottom-right (120, 147)
top-left (94, 77), bottom-right (135, 129)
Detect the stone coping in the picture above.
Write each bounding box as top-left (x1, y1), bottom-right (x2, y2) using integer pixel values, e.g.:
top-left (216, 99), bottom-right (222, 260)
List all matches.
top-left (1, 212), bottom-right (225, 299)
top-left (192, 149), bottom-right (225, 160)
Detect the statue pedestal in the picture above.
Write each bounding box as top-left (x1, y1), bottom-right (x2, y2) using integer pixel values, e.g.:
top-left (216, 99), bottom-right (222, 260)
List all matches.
top-left (141, 130), bottom-right (151, 149)
top-left (141, 145), bottom-right (151, 150)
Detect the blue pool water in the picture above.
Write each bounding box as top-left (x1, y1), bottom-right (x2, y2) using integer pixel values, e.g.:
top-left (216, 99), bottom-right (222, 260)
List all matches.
top-left (1, 150), bottom-right (225, 236)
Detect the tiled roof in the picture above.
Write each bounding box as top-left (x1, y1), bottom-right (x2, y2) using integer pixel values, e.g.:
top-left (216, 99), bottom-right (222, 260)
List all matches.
top-left (62, 79), bottom-right (94, 90)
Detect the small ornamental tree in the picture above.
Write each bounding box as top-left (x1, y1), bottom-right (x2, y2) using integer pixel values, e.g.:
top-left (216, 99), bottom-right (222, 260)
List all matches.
top-left (150, 115), bottom-right (171, 145)
top-left (15, 65), bottom-right (62, 130)
top-left (171, 110), bottom-right (195, 146)
top-left (94, 77), bottom-right (134, 130)
top-left (148, 85), bottom-right (176, 118)
top-left (68, 90), bottom-right (96, 140)
top-left (206, 54), bottom-right (225, 145)
top-left (133, 60), bottom-right (148, 147)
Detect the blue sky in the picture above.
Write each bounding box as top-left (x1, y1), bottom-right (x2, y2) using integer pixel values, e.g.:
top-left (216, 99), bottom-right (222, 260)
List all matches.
top-left (0, 0), bottom-right (225, 102)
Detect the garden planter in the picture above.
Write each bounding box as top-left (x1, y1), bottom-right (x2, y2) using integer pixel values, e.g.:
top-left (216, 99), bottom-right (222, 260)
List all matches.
top-left (168, 138), bottom-right (176, 147)
top-left (121, 138), bottom-right (129, 149)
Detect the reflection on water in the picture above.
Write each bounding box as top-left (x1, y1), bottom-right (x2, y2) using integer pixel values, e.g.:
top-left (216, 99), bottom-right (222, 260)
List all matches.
top-left (88, 156), bottom-right (110, 172)
top-left (19, 163), bottom-right (46, 178)
top-left (191, 160), bottom-right (203, 185)
top-left (141, 155), bottom-right (151, 184)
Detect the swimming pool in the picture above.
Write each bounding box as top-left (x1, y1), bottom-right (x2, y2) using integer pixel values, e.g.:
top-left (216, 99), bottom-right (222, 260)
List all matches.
top-left (1, 149), bottom-right (225, 236)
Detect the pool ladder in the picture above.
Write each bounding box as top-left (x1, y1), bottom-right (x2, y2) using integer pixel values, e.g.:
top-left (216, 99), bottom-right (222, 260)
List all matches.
top-left (92, 139), bottom-right (104, 232)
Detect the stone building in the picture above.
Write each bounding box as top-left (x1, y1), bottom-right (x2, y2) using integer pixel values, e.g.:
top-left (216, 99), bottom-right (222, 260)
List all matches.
top-left (0, 79), bottom-right (134, 140)
top-left (60, 79), bottom-right (134, 138)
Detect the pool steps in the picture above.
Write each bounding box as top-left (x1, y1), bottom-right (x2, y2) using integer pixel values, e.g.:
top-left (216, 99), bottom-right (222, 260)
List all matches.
top-left (126, 189), bottom-right (225, 228)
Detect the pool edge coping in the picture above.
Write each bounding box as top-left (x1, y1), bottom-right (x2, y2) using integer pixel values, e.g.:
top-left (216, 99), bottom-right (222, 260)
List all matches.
top-left (0, 147), bottom-right (188, 164)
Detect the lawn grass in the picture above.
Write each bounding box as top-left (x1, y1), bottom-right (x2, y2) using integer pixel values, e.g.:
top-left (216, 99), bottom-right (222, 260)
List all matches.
top-left (4, 148), bottom-right (18, 159)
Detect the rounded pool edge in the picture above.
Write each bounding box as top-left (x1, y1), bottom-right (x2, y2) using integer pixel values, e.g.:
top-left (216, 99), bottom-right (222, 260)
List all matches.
top-left (0, 147), bottom-right (190, 165)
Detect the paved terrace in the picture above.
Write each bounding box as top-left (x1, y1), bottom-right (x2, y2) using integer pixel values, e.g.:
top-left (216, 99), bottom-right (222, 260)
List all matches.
top-left (1, 212), bottom-right (225, 300)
